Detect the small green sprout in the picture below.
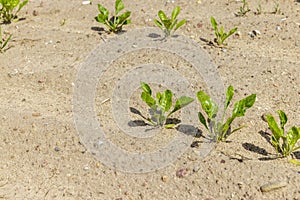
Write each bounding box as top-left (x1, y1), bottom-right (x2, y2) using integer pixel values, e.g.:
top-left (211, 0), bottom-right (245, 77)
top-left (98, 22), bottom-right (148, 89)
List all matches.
top-left (197, 85), bottom-right (256, 142)
top-left (272, 2), bottom-right (281, 15)
top-left (0, 0), bottom-right (28, 23)
top-left (210, 16), bottom-right (237, 46)
top-left (255, 1), bottom-right (262, 15)
top-left (154, 6), bottom-right (186, 37)
top-left (264, 110), bottom-right (300, 158)
top-left (95, 0), bottom-right (131, 33)
top-left (0, 26), bottom-right (12, 53)
top-left (140, 82), bottom-right (194, 128)
top-left (235, 0), bottom-right (251, 17)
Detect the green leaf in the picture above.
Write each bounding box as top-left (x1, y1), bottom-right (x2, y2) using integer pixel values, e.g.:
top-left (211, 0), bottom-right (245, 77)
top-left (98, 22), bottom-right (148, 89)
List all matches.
top-left (16, 0), bottom-right (28, 14)
top-left (141, 92), bottom-right (155, 108)
top-left (158, 10), bottom-right (168, 22)
top-left (141, 82), bottom-right (152, 95)
top-left (287, 126), bottom-right (300, 150)
top-left (289, 159), bottom-right (300, 165)
top-left (162, 19), bottom-right (172, 31)
top-left (174, 19), bottom-right (186, 31)
top-left (228, 27), bottom-right (238, 37)
top-left (232, 94), bottom-right (256, 118)
top-left (169, 19), bottom-right (177, 32)
top-left (115, 0), bottom-right (124, 15)
top-left (117, 11), bottom-right (131, 25)
top-left (221, 116), bottom-right (234, 136)
top-left (265, 114), bottom-right (283, 143)
top-left (171, 6), bottom-right (180, 20)
top-left (154, 19), bottom-right (163, 30)
top-left (97, 4), bottom-right (109, 17)
top-left (210, 16), bottom-right (217, 31)
top-left (220, 27), bottom-right (237, 44)
top-left (227, 125), bottom-right (246, 136)
top-left (95, 14), bottom-right (108, 24)
top-left (196, 91), bottom-right (218, 119)
top-left (198, 112), bottom-right (208, 130)
top-left (225, 85), bottom-right (234, 110)
top-left (2, 34), bottom-right (11, 49)
top-left (158, 90), bottom-right (172, 112)
top-left (156, 91), bottom-right (162, 102)
top-left (219, 26), bottom-right (224, 36)
top-left (165, 124), bottom-right (175, 129)
top-left (277, 110), bottom-right (287, 130)
top-left (123, 19), bottom-right (131, 25)
top-left (168, 96), bottom-right (194, 117)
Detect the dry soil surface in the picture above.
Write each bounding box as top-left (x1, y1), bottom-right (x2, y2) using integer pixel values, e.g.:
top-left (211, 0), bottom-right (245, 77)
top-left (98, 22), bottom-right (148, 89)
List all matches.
top-left (0, 0), bottom-right (300, 199)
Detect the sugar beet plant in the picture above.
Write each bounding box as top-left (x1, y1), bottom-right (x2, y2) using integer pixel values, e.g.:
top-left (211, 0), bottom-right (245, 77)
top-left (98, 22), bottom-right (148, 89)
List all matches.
top-left (0, 0), bottom-right (28, 23)
top-left (95, 0), bottom-right (131, 33)
top-left (235, 0), bottom-right (251, 17)
top-left (140, 82), bottom-right (194, 128)
top-left (210, 16), bottom-right (237, 46)
top-left (264, 110), bottom-right (300, 158)
top-left (197, 85), bottom-right (256, 142)
top-left (154, 6), bottom-right (186, 37)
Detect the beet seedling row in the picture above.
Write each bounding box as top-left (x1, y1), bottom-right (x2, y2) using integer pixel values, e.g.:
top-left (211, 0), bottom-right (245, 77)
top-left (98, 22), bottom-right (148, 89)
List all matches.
top-left (138, 83), bottom-right (300, 164)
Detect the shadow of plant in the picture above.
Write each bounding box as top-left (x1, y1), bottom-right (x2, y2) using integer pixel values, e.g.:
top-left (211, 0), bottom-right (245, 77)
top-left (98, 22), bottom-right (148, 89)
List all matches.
top-left (175, 124), bottom-right (202, 138)
top-left (91, 26), bottom-right (106, 35)
top-left (293, 151), bottom-right (300, 159)
top-left (241, 130), bottom-right (279, 161)
top-left (91, 26), bottom-right (127, 35)
top-left (128, 107), bottom-right (203, 139)
top-left (128, 107), bottom-right (182, 127)
top-left (258, 130), bottom-right (272, 145)
top-left (242, 142), bottom-right (268, 156)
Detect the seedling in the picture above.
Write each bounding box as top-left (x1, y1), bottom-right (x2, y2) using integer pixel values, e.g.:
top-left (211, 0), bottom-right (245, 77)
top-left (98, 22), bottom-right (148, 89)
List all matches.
top-left (140, 82), bottom-right (194, 128)
top-left (0, 0), bottom-right (28, 23)
top-left (95, 0), bottom-right (131, 33)
top-left (255, 1), bottom-right (262, 15)
top-left (197, 85), bottom-right (256, 142)
top-left (272, 2), bottom-right (281, 15)
top-left (235, 0), bottom-right (251, 17)
top-left (210, 16), bottom-right (237, 46)
top-left (154, 6), bottom-right (186, 37)
top-left (264, 110), bottom-right (300, 157)
top-left (0, 26), bottom-right (12, 53)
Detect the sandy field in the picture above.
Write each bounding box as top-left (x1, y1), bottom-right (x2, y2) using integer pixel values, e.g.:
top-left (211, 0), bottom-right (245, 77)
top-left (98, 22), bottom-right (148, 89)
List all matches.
top-left (0, 0), bottom-right (299, 199)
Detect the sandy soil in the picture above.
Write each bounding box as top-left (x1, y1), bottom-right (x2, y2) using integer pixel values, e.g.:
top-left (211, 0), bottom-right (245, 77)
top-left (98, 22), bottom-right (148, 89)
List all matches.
top-left (0, 0), bottom-right (299, 199)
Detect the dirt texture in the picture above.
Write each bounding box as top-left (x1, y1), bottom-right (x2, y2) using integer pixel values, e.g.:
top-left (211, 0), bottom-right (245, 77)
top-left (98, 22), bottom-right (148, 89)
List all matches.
top-left (0, 0), bottom-right (299, 199)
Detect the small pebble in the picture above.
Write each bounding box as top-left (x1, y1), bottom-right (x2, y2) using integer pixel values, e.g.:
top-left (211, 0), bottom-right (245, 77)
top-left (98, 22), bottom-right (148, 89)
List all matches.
top-left (260, 181), bottom-right (287, 192)
top-left (54, 147), bottom-right (60, 152)
top-left (193, 166), bottom-right (200, 172)
top-left (248, 30), bottom-right (261, 38)
top-left (176, 168), bottom-right (188, 178)
top-left (161, 175), bottom-right (168, 182)
top-left (32, 112), bottom-right (41, 117)
top-left (32, 10), bottom-right (38, 16)
top-left (82, 1), bottom-right (91, 5)
top-left (234, 31), bottom-right (241, 38)
top-left (253, 30), bottom-right (261, 35)
top-left (83, 165), bottom-right (90, 171)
